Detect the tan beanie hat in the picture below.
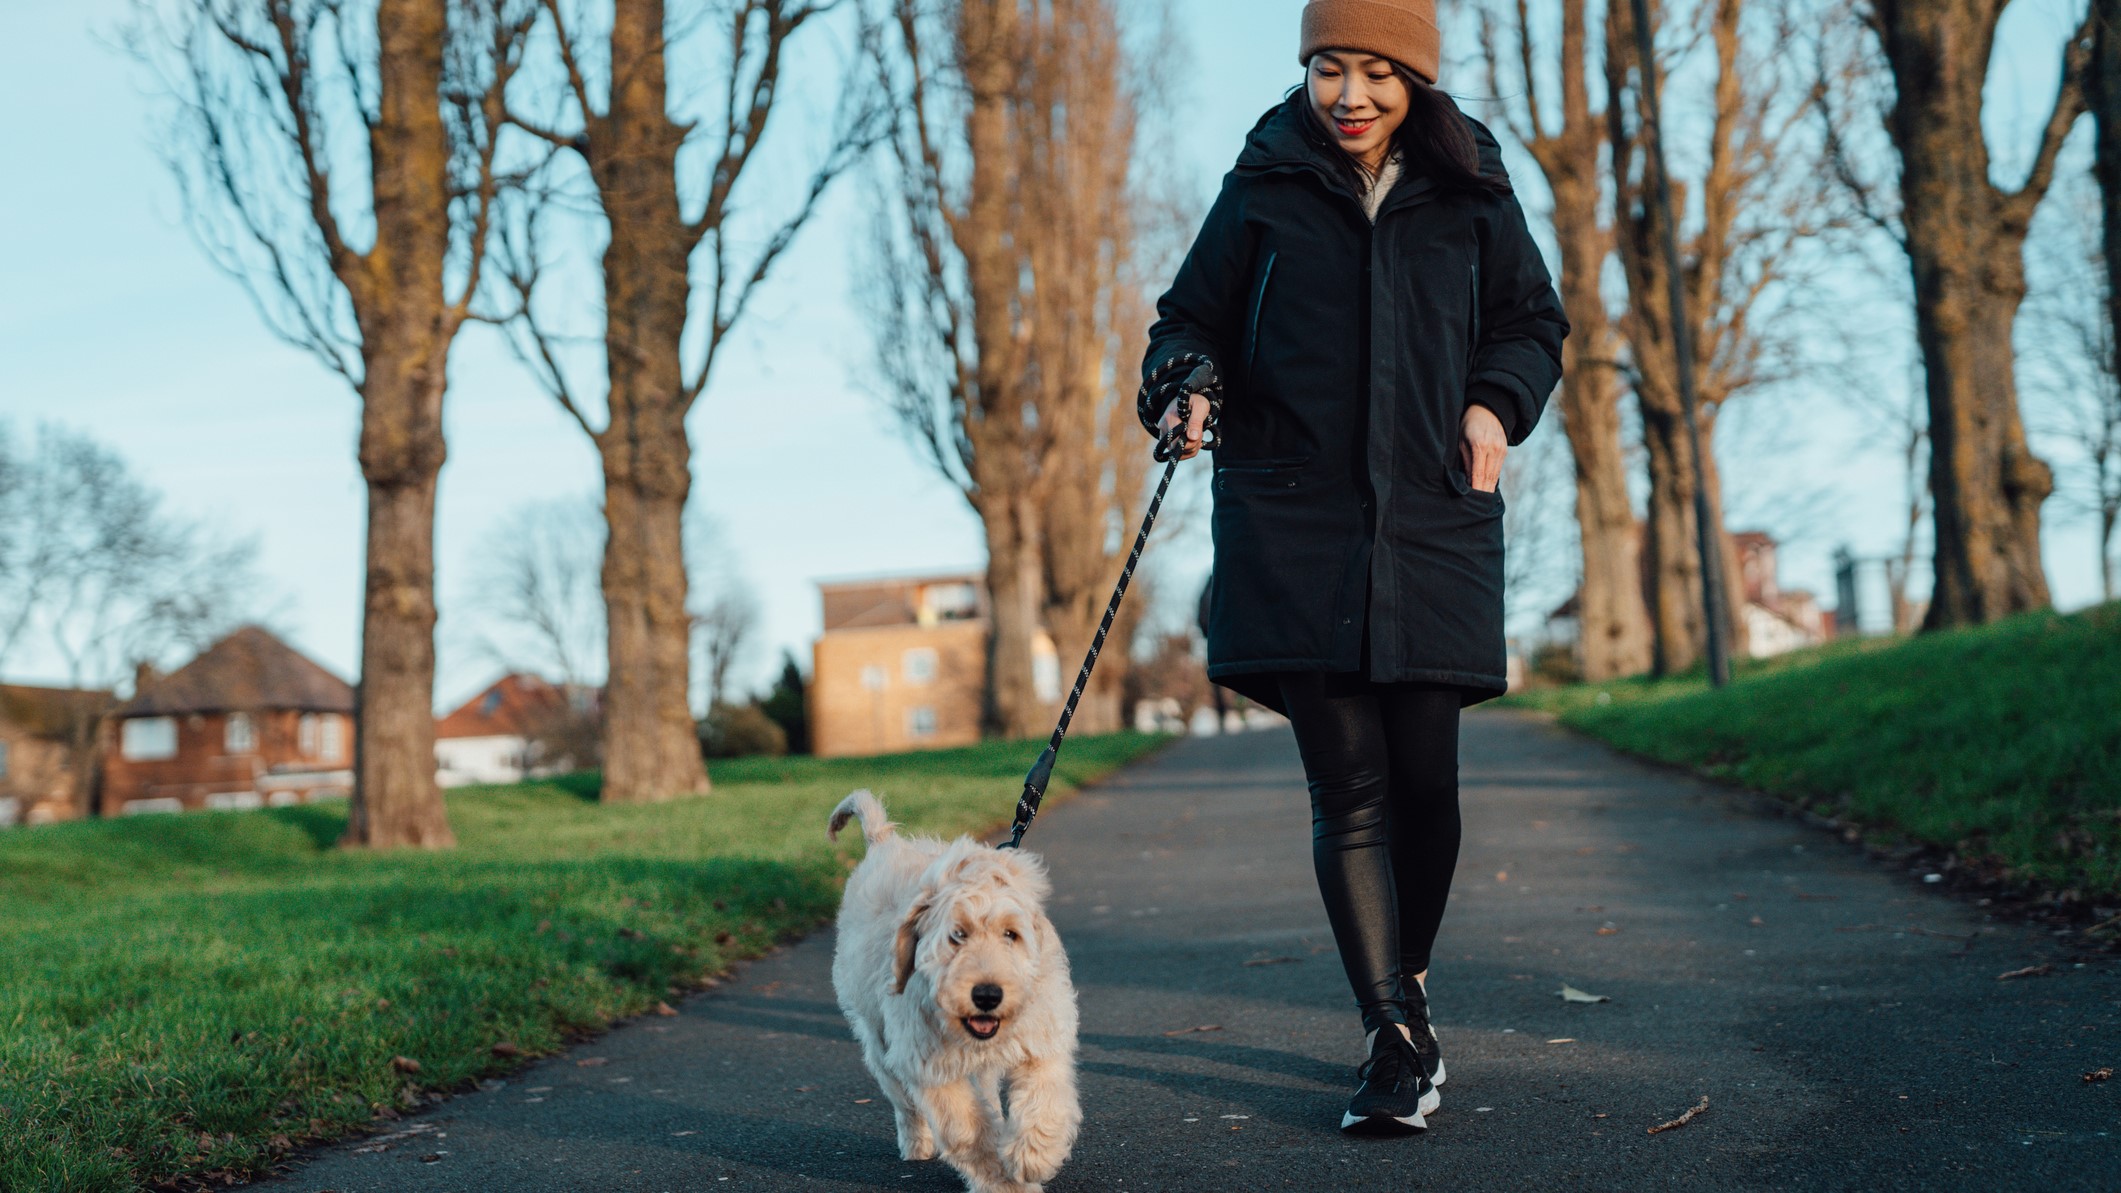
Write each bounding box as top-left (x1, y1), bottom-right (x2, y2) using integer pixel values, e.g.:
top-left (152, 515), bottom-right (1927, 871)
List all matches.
top-left (1299, 0), bottom-right (1441, 85)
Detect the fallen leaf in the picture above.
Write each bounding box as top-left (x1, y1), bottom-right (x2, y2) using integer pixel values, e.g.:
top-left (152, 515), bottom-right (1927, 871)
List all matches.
top-left (854, 1098), bottom-right (873, 1104)
top-left (654, 1002), bottom-right (679, 1017)
top-left (1647, 1095), bottom-right (1709, 1135)
top-left (2084, 1068), bottom-right (2113, 1084)
top-left (1595, 925), bottom-right (1620, 936)
top-left (1996, 964), bottom-right (2055, 981)
top-left (1748, 916), bottom-right (1764, 926)
top-left (375, 999), bottom-right (392, 1012)
top-left (1495, 871), bottom-right (1509, 883)
top-left (1162, 1024), bottom-right (1225, 1037)
top-left (390, 1056), bottom-right (421, 1075)
top-left (1547, 1038), bottom-right (1576, 1044)
top-left (419, 1153), bottom-right (442, 1163)
top-left (491, 1042), bottom-right (521, 1058)
top-left (576, 1057), bottom-right (610, 1068)
top-left (1559, 984), bottom-right (1610, 1004)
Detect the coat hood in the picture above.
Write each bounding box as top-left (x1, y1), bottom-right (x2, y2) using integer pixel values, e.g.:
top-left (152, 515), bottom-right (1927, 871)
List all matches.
top-left (1234, 95), bottom-right (1510, 197)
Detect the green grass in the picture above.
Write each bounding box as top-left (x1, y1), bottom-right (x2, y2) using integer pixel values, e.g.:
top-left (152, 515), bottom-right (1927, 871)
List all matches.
top-left (0, 733), bottom-right (1165, 1192)
top-left (1505, 603), bottom-right (2121, 899)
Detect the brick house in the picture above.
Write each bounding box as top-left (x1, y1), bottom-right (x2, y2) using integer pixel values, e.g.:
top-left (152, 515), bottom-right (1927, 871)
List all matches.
top-left (809, 574), bottom-right (1009, 758)
top-left (102, 626), bottom-right (355, 814)
top-left (435, 673), bottom-right (596, 786)
top-left (0, 683), bottom-right (113, 826)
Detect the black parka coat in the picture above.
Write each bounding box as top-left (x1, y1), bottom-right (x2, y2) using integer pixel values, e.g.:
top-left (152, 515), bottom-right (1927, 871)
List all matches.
top-left (1145, 98), bottom-right (1568, 710)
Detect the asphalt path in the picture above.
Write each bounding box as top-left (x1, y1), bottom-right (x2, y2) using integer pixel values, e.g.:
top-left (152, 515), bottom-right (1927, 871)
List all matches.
top-left (267, 710), bottom-right (2120, 1192)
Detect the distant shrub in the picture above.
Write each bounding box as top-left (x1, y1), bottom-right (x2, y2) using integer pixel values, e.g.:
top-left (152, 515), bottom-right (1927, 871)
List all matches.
top-left (700, 702), bottom-right (788, 759)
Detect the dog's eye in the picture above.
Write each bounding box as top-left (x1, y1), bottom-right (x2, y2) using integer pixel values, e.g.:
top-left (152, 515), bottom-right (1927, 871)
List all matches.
top-left (1003, 929), bottom-right (1019, 942)
top-left (949, 928), bottom-right (966, 945)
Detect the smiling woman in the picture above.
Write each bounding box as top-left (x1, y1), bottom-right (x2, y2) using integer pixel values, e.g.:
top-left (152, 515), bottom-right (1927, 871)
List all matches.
top-left (1139, 0), bottom-right (1569, 1138)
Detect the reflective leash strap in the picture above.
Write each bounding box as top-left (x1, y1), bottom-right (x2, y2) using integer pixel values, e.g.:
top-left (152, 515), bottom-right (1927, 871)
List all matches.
top-left (1003, 358), bottom-right (1220, 850)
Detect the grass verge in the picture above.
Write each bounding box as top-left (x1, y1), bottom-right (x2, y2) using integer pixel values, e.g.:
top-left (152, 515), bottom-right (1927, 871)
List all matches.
top-left (0, 732), bottom-right (1165, 1192)
top-left (1504, 603), bottom-right (2121, 903)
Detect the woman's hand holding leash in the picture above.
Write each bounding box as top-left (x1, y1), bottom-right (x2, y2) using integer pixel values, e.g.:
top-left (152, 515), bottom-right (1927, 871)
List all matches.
top-left (1159, 394), bottom-right (1212, 461)
top-left (1459, 404), bottom-right (1507, 494)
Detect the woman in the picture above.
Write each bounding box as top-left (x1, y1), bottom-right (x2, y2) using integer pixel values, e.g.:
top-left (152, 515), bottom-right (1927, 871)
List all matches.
top-left (1139, 0), bottom-right (1568, 1136)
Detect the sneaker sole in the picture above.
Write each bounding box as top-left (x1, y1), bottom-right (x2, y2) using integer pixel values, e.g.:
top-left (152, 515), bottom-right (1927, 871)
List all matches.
top-left (1432, 1056), bottom-right (1447, 1087)
top-left (1340, 1087), bottom-right (1442, 1135)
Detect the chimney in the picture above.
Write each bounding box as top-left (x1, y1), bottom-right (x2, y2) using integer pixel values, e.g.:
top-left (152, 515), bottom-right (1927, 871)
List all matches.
top-left (133, 661), bottom-right (160, 696)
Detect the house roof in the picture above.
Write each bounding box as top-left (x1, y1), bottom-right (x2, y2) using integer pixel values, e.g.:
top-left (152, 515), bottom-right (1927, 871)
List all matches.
top-left (119, 626), bottom-right (354, 718)
top-left (0, 683), bottom-right (114, 739)
top-left (437, 673), bottom-right (581, 740)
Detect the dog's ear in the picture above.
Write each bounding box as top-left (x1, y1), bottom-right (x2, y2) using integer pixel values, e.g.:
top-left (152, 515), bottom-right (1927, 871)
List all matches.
top-left (892, 900), bottom-right (929, 994)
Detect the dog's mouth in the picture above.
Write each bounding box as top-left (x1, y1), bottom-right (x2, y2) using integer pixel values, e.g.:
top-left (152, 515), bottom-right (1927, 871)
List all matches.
top-left (961, 1014), bottom-right (1003, 1040)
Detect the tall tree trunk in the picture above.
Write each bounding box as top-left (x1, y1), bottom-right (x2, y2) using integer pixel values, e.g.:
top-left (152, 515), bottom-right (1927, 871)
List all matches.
top-left (1508, 0), bottom-right (1654, 681)
top-left (588, 0), bottom-right (709, 803)
top-left (959, 0), bottom-right (1045, 738)
top-left (1871, 0), bottom-right (2092, 627)
top-left (349, 377), bottom-right (452, 847)
top-left (978, 491), bottom-right (1046, 737)
top-left (342, 0), bottom-right (461, 848)
top-left (165, 0), bottom-right (526, 846)
top-left (504, 0), bottom-right (861, 791)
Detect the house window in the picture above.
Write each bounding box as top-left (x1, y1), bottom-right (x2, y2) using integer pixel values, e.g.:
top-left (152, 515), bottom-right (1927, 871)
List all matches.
top-left (906, 706), bottom-right (937, 739)
top-left (903, 648), bottom-right (938, 685)
top-left (301, 714), bottom-right (347, 762)
top-left (0, 740), bottom-right (10, 780)
top-left (860, 664), bottom-right (888, 692)
top-left (123, 797), bottom-right (184, 816)
top-left (121, 717), bottom-right (178, 761)
top-left (225, 713), bottom-right (256, 754)
top-left (205, 791), bottom-right (263, 811)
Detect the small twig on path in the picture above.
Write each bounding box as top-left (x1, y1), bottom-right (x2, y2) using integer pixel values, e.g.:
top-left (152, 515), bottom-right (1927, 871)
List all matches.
top-left (1647, 1095), bottom-right (1710, 1135)
top-left (1162, 1024), bottom-right (1224, 1037)
top-left (2084, 1067), bottom-right (2113, 1083)
top-left (1996, 964), bottom-right (2055, 981)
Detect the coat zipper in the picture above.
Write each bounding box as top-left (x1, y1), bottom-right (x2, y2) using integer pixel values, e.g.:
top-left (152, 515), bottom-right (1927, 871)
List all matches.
top-left (1468, 259), bottom-right (1482, 372)
top-left (1245, 251), bottom-right (1278, 373)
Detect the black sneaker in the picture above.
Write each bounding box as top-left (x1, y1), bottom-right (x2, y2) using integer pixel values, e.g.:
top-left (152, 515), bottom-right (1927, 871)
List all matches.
top-left (1404, 984), bottom-right (1445, 1088)
top-left (1341, 1027), bottom-right (1439, 1134)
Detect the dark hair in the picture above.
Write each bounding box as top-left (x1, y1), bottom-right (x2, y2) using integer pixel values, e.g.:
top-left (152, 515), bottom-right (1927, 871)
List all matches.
top-left (1296, 56), bottom-right (1511, 197)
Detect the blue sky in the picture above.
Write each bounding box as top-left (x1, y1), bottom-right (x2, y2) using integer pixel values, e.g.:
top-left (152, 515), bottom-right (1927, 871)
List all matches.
top-left (0, 0), bottom-right (2105, 706)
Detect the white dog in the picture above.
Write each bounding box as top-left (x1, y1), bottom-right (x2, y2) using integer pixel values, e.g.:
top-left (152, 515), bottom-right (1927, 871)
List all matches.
top-left (828, 790), bottom-right (1081, 1193)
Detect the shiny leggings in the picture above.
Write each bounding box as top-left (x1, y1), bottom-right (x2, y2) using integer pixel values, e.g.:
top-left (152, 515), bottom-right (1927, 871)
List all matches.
top-left (1277, 672), bottom-right (1463, 1035)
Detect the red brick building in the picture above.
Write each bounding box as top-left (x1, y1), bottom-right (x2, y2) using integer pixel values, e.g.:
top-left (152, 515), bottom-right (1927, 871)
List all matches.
top-left (435, 673), bottom-right (597, 786)
top-left (102, 627), bottom-right (355, 814)
top-left (0, 683), bottom-right (113, 825)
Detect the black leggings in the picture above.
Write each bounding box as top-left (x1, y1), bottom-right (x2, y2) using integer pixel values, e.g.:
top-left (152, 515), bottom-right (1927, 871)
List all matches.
top-left (1277, 672), bottom-right (1463, 1036)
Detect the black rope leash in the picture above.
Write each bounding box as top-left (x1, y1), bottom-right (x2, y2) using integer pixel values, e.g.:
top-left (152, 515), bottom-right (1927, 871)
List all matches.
top-left (1002, 355), bottom-right (1222, 850)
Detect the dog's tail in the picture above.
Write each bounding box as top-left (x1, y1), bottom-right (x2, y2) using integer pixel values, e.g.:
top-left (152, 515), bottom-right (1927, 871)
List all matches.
top-left (828, 789), bottom-right (897, 845)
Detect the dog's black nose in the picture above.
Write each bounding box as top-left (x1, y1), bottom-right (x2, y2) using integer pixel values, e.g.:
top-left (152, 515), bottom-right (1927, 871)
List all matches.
top-left (971, 984), bottom-right (1004, 1012)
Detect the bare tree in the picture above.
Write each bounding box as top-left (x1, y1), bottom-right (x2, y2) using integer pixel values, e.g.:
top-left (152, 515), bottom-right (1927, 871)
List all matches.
top-left (1475, 0), bottom-right (1655, 682)
top-left (2024, 171), bottom-right (2121, 602)
top-left (496, 0), bottom-right (880, 802)
top-left (141, 0), bottom-right (533, 848)
top-left (0, 423), bottom-right (259, 816)
top-left (468, 496), bottom-right (606, 685)
top-left (869, 0), bottom-right (1156, 738)
top-left (694, 585), bottom-right (759, 713)
top-left (1606, 0), bottom-right (1828, 672)
top-left (1842, 0), bottom-right (2097, 627)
